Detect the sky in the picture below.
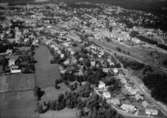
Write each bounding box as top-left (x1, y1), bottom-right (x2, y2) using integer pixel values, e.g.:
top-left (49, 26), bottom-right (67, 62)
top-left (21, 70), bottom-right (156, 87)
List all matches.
top-left (35, 0), bottom-right (48, 2)
top-left (0, 0), bottom-right (167, 3)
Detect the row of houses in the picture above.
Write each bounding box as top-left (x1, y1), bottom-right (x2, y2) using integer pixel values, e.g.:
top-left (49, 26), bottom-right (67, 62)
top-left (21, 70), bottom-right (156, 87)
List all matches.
top-left (95, 80), bottom-right (159, 117)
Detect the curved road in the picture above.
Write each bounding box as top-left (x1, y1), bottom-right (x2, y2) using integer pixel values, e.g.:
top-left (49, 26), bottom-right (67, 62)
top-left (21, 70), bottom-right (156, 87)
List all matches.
top-left (92, 39), bottom-right (167, 117)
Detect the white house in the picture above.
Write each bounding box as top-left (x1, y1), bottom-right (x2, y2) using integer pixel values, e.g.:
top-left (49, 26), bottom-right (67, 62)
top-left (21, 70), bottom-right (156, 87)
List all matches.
top-left (10, 65), bottom-right (21, 73)
top-left (107, 98), bottom-right (120, 106)
top-left (121, 104), bottom-right (137, 113)
top-left (90, 61), bottom-right (96, 67)
top-left (145, 109), bottom-right (158, 116)
top-left (60, 54), bottom-right (64, 59)
top-left (102, 68), bottom-right (110, 73)
top-left (5, 49), bottom-right (13, 55)
top-left (142, 101), bottom-right (149, 108)
top-left (98, 81), bottom-right (106, 90)
top-left (63, 59), bottom-right (70, 65)
top-left (113, 68), bottom-right (119, 74)
top-left (103, 91), bottom-right (111, 99)
top-left (8, 58), bottom-right (16, 67)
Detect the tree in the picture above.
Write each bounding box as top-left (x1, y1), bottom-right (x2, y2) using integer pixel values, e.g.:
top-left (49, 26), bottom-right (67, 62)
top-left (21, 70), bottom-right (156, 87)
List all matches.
top-left (130, 31), bottom-right (139, 37)
top-left (163, 59), bottom-right (167, 67)
top-left (34, 87), bottom-right (45, 101)
top-left (36, 101), bottom-right (48, 113)
top-left (108, 79), bottom-right (121, 95)
top-left (55, 79), bottom-right (61, 89)
top-left (56, 94), bottom-right (66, 110)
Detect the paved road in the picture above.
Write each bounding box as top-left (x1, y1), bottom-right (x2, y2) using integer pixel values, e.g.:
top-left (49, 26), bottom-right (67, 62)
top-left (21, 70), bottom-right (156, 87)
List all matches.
top-left (94, 88), bottom-right (150, 118)
top-left (91, 39), bottom-right (167, 117)
top-left (125, 71), bottom-right (167, 117)
top-left (92, 39), bottom-right (167, 73)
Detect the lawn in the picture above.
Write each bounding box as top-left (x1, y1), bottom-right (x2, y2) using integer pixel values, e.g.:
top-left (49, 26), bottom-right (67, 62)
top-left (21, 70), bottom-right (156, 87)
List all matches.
top-left (0, 74), bottom-right (34, 92)
top-left (0, 73), bottom-right (37, 118)
top-left (35, 45), bottom-right (61, 88)
top-left (41, 83), bottom-right (70, 103)
top-left (0, 91), bottom-right (38, 118)
top-left (40, 108), bottom-right (78, 118)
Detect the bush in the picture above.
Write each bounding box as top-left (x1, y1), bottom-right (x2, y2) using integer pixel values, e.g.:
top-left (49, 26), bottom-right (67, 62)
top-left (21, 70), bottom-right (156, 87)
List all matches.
top-left (36, 101), bottom-right (48, 113)
top-left (34, 87), bottom-right (45, 101)
top-left (163, 59), bottom-right (167, 67)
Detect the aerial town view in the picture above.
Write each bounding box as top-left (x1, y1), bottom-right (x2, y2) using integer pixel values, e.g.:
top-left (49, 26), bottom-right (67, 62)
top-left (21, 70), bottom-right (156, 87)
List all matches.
top-left (0, 0), bottom-right (167, 118)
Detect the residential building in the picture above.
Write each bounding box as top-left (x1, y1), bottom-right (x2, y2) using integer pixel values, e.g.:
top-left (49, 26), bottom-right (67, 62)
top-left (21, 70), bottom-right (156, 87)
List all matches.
top-left (145, 108), bottom-right (158, 116)
top-left (103, 91), bottom-right (111, 99)
top-left (121, 104), bottom-right (137, 113)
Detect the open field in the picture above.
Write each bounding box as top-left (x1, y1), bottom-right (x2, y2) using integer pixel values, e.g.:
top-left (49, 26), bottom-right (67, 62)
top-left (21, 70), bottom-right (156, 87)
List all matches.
top-left (40, 108), bottom-right (78, 118)
top-left (0, 73), bottom-right (37, 118)
top-left (41, 83), bottom-right (70, 102)
top-left (35, 45), bottom-right (61, 88)
top-left (0, 74), bottom-right (35, 92)
top-left (0, 91), bottom-right (38, 118)
top-left (35, 45), bottom-right (76, 118)
top-left (0, 45), bottom-right (66, 118)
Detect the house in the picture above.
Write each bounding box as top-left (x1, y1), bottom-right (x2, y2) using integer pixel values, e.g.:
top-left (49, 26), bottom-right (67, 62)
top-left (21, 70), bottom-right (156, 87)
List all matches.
top-left (107, 59), bottom-right (114, 66)
top-left (70, 57), bottom-right (77, 64)
top-left (135, 93), bottom-right (144, 101)
top-left (142, 101), bottom-right (149, 108)
top-left (32, 39), bottom-right (39, 46)
top-left (90, 61), bottom-right (96, 67)
top-left (60, 54), bottom-right (64, 59)
top-left (125, 85), bottom-right (138, 95)
top-left (113, 68), bottom-right (119, 74)
top-left (121, 104), bottom-right (137, 113)
top-left (145, 109), bottom-right (158, 116)
top-left (5, 49), bottom-right (13, 55)
top-left (63, 59), bottom-right (70, 65)
top-left (59, 66), bottom-right (66, 74)
top-left (98, 81), bottom-right (106, 90)
top-left (10, 65), bottom-right (21, 73)
top-left (103, 91), bottom-right (111, 99)
top-left (8, 58), bottom-right (16, 67)
top-left (51, 45), bottom-right (59, 51)
top-left (68, 48), bottom-right (75, 55)
top-left (74, 69), bottom-right (84, 76)
top-left (62, 42), bottom-right (70, 47)
top-left (102, 68), bottom-right (110, 73)
top-left (107, 98), bottom-right (120, 106)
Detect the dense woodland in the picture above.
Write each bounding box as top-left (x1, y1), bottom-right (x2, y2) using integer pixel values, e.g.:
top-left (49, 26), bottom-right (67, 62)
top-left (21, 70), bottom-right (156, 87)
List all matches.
top-left (143, 73), bottom-right (167, 105)
top-left (36, 89), bottom-right (123, 118)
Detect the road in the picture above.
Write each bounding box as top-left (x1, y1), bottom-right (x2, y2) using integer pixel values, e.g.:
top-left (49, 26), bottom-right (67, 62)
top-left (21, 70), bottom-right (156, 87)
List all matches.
top-left (91, 39), bottom-right (167, 73)
top-left (91, 39), bottom-right (167, 117)
top-left (125, 71), bottom-right (167, 117)
top-left (94, 88), bottom-right (150, 118)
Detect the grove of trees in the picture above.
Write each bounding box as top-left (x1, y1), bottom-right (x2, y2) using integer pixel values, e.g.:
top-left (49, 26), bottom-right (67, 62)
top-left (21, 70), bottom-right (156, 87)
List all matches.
top-left (37, 90), bottom-right (123, 118)
top-left (143, 72), bottom-right (167, 104)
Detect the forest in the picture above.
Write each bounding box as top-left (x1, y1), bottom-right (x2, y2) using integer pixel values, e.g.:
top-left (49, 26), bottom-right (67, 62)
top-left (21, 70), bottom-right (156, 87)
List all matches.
top-left (143, 72), bottom-right (167, 104)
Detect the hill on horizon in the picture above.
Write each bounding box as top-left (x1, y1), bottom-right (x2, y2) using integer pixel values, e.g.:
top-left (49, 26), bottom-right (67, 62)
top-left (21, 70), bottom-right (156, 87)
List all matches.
top-left (0, 0), bottom-right (167, 16)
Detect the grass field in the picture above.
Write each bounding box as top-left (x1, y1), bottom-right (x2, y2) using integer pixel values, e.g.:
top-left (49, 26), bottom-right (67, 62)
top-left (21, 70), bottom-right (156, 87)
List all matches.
top-left (34, 45), bottom-right (76, 118)
top-left (41, 83), bottom-right (70, 103)
top-left (0, 73), bottom-right (34, 92)
top-left (0, 91), bottom-right (38, 118)
top-left (0, 73), bottom-right (37, 118)
top-left (34, 45), bottom-right (61, 88)
top-left (40, 108), bottom-right (78, 118)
